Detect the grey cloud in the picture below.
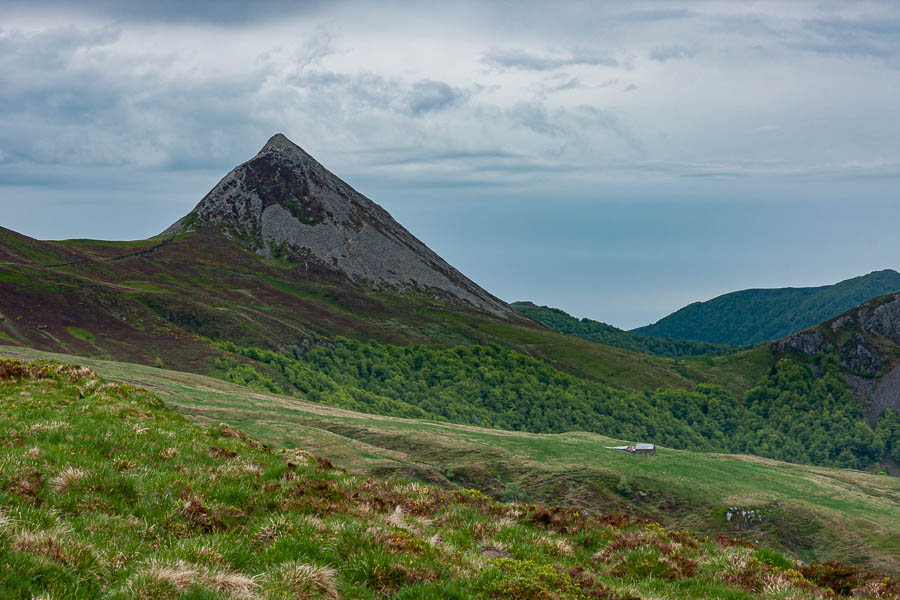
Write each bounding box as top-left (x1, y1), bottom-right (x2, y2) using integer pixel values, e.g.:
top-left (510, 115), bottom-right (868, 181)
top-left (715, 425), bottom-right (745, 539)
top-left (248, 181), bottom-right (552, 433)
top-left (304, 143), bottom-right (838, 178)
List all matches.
top-left (531, 76), bottom-right (584, 101)
top-left (610, 158), bottom-right (900, 181)
top-left (540, 77), bottom-right (582, 95)
top-left (0, 26), bottom-right (120, 72)
top-left (508, 102), bottom-right (560, 136)
top-left (356, 150), bottom-right (587, 191)
top-left (624, 84), bottom-right (637, 92)
top-left (797, 16), bottom-right (900, 62)
top-left (617, 8), bottom-right (698, 23)
top-left (552, 77), bottom-right (581, 92)
top-left (506, 102), bottom-right (642, 153)
top-left (483, 47), bottom-right (618, 71)
top-left (649, 46), bottom-right (697, 62)
top-left (708, 13), bottom-right (777, 38)
top-left (407, 80), bottom-right (466, 116)
top-left (0, 25), bottom-right (280, 171)
top-left (2, 0), bottom-right (329, 25)
top-left (301, 72), bottom-right (399, 111)
top-left (361, 148), bottom-right (523, 168)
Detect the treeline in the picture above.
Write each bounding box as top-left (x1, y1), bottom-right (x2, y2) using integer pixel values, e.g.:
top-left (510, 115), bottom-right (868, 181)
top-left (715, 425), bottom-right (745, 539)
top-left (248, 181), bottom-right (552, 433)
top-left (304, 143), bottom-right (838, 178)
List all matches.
top-left (511, 301), bottom-right (736, 357)
top-left (213, 338), bottom-right (900, 471)
top-left (735, 356), bottom-right (900, 469)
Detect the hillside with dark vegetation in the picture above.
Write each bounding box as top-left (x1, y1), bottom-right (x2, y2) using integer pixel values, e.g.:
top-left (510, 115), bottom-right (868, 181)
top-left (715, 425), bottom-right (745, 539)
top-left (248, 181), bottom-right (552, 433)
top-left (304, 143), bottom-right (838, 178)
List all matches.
top-left (511, 301), bottom-right (735, 357)
top-left (632, 270), bottom-right (900, 345)
top-left (3, 358), bottom-right (898, 598)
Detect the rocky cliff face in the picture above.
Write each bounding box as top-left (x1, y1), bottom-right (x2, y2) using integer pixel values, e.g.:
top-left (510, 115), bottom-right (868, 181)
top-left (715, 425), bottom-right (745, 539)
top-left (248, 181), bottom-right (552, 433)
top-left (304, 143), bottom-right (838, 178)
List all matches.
top-left (772, 292), bottom-right (900, 420)
top-left (164, 134), bottom-right (511, 316)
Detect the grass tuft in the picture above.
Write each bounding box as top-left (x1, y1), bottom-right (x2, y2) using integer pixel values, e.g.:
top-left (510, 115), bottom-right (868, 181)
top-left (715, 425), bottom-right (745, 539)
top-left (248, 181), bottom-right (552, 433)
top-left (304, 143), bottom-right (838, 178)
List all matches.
top-left (49, 466), bottom-right (86, 494)
top-left (265, 561), bottom-right (339, 599)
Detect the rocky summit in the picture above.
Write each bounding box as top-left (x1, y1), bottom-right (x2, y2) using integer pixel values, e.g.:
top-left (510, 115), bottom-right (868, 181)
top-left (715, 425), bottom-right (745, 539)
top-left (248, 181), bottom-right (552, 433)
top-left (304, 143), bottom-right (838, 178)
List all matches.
top-left (164, 133), bottom-right (510, 315)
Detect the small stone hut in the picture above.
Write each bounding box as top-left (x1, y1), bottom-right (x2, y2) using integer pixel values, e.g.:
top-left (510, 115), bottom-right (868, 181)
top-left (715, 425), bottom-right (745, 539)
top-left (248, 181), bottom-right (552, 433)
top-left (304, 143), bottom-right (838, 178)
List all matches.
top-left (605, 443), bottom-right (656, 455)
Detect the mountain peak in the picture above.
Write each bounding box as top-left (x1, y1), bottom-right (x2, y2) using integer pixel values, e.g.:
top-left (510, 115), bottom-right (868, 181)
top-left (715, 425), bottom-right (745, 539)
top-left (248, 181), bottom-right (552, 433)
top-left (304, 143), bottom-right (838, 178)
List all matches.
top-left (260, 132), bottom-right (307, 155)
top-left (263, 132), bottom-right (292, 147)
top-left (163, 135), bottom-right (511, 316)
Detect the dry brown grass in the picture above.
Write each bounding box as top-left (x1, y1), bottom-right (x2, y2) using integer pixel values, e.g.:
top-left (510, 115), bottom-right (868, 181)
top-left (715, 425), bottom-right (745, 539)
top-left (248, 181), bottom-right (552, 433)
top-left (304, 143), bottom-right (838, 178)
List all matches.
top-left (27, 421), bottom-right (70, 434)
top-left (55, 364), bottom-right (97, 381)
top-left (385, 505), bottom-right (408, 530)
top-left (14, 526), bottom-right (94, 568)
top-left (139, 560), bottom-right (259, 599)
top-left (146, 560), bottom-right (199, 589)
top-left (50, 466), bottom-right (86, 494)
top-left (267, 561), bottom-right (339, 599)
top-left (535, 534), bottom-right (574, 557)
top-left (76, 377), bottom-right (101, 397)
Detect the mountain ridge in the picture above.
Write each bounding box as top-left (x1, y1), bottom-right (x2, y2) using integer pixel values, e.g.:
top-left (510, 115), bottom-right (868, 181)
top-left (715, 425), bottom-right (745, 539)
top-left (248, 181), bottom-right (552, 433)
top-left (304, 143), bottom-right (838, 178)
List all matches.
top-left (632, 269), bottom-right (900, 345)
top-left (511, 300), bottom-right (736, 357)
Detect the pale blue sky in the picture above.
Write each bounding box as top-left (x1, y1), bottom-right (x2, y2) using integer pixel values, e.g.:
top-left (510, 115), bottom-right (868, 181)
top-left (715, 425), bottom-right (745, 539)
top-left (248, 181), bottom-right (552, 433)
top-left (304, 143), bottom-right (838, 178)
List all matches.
top-left (1, 1), bottom-right (899, 328)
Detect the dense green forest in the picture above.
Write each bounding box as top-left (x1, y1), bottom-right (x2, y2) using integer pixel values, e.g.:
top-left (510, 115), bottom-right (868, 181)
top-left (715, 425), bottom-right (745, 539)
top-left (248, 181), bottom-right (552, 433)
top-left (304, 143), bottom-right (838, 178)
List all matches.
top-left (214, 338), bottom-right (900, 472)
top-left (632, 269), bottom-right (900, 345)
top-left (511, 301), bottom-right (735, 356)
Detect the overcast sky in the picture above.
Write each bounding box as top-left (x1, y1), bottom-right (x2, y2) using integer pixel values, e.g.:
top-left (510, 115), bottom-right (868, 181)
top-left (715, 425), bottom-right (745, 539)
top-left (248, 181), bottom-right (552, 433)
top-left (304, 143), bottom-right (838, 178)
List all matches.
top-left (2, 1), bottom-right (899, 329)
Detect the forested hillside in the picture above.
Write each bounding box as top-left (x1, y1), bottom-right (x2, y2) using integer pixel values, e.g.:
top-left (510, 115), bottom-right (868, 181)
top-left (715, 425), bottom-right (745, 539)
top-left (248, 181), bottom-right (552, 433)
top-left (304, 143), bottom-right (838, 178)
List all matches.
top-left (511, 301), bottom-right (734, 356)
top-left (632, 269), bottom-right (900, 345)
top-left (214, 338), bottom-right (900, 472)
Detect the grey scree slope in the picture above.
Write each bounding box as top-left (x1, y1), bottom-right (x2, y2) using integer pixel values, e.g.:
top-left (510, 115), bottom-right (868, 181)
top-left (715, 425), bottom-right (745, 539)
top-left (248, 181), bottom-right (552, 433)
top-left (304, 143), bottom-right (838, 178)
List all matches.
top-left (164, 134), bottom-right (511, 316)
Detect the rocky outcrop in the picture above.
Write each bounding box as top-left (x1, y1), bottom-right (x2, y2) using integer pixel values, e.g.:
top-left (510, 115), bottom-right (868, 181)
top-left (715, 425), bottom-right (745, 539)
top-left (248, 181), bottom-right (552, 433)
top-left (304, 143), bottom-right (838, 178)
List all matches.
top-left (771, 329), bottom-right (826, 355)
top-left (863, 295), bottom-right (900, 344)
top-left (868, 364), bottom-right (900, 422)
top-left (774, 293), bottom-right (900, 363)
top-left (165, 134), bottom-right (511, 316)
top-left (840, 333), bottom-right (883, 375)
top-left (772, 292), bottom-right (900, 412)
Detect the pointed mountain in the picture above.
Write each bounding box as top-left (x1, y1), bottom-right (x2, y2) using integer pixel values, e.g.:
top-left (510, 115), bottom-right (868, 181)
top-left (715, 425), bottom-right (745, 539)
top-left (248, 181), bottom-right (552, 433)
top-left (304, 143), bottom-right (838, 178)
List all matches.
top-left (165, 133), bottom-right (510, 315)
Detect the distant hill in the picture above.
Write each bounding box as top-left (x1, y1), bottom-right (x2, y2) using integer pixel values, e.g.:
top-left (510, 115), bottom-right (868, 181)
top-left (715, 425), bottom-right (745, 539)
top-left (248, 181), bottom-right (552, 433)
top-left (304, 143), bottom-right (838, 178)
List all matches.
top-left (511, 301), bottom-right (735, 356)
top-left (632, 269), bottom-right (900, 345)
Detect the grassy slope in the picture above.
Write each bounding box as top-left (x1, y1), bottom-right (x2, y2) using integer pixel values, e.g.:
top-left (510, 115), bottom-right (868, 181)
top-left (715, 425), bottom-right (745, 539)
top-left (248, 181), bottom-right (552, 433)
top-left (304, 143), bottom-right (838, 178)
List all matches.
top-left (0, 227), bottom-right (771, 396)
top-left (632, 270), bottom-right (900, 345)
top-left (11, 359), bottom-right (900, 600)
top-left (4, 345), bottom-right (898, 577)
top-left (510, 302), bottom-right (735, 357)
